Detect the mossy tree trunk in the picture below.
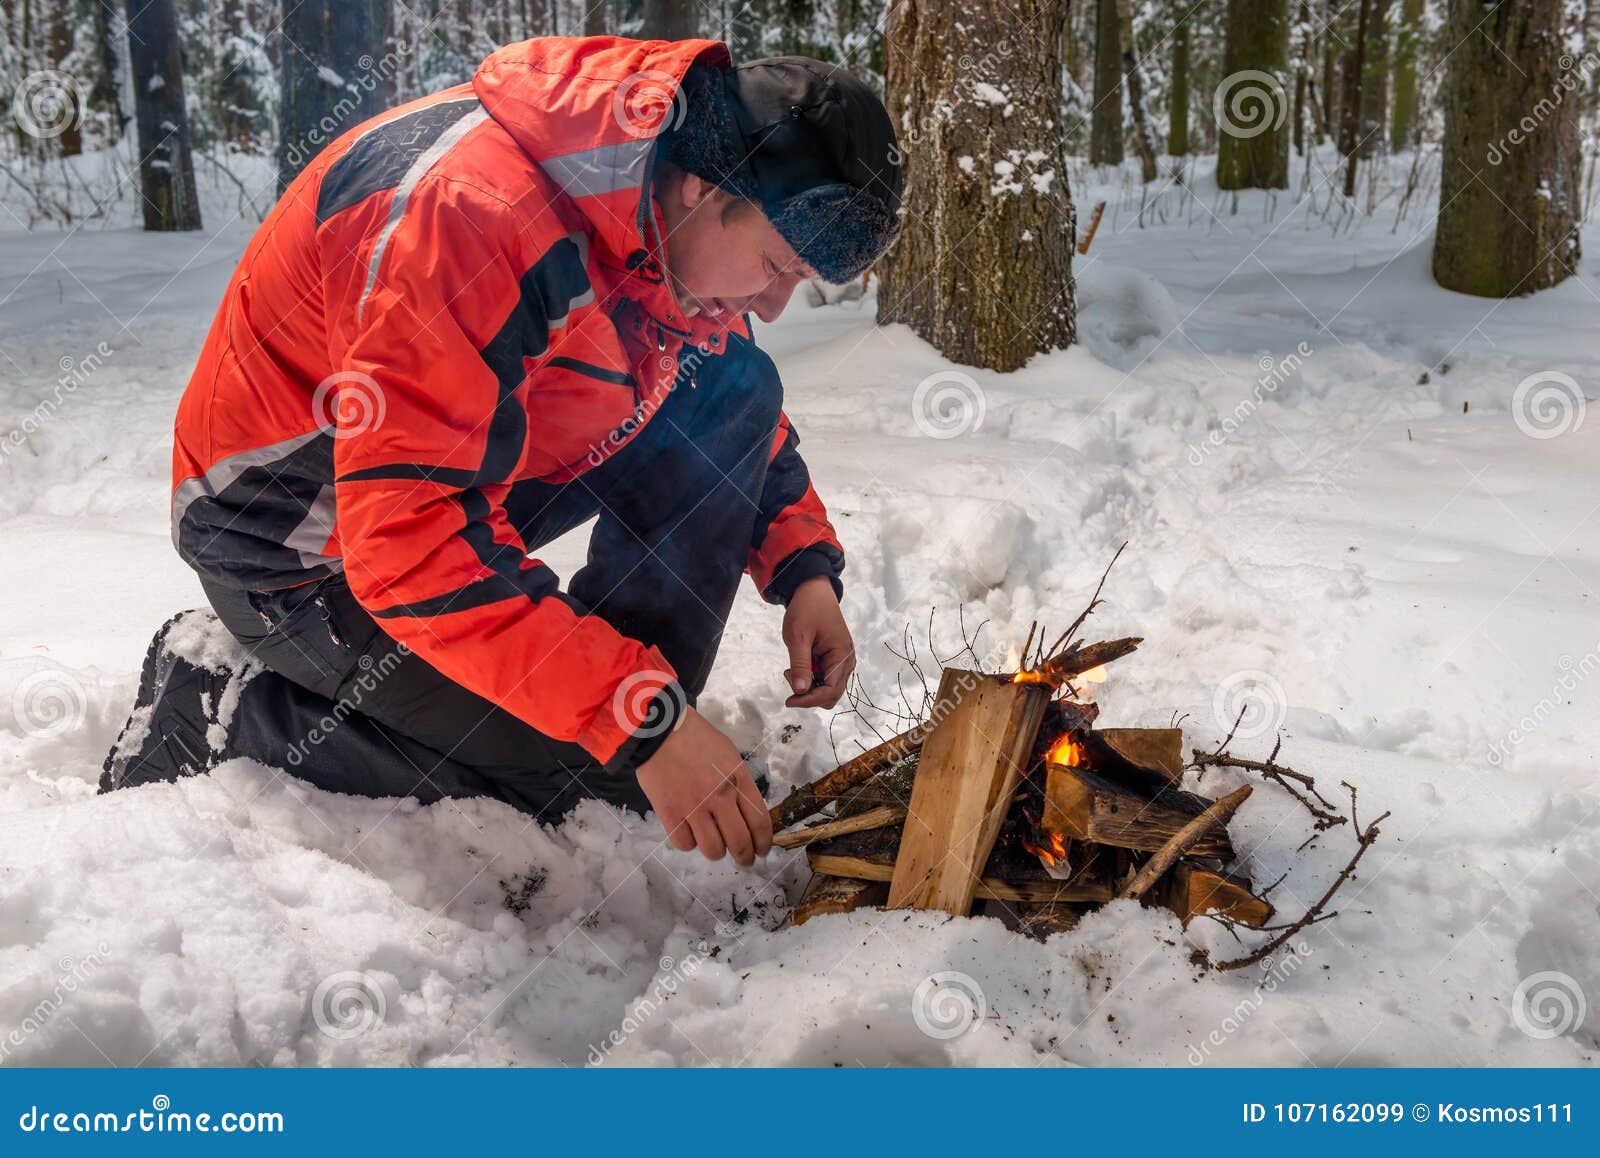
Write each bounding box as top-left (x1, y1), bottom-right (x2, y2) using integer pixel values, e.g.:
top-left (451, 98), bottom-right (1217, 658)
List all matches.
top-left (1433, 0), bottom-right (1583, 297)
top-left (1216, 0), bottom-right (1290, 190)
top-left (878, 0), bottom-right (1077, 371)
top-left (1169, 6), bottom-right (1190, 155)
top-left (1389, 0), bottom-right (1424, 150)
top-left (1357, 0), bottom-right (1390, 159)
top-left (1090, 0), bottom-right (1124, 164)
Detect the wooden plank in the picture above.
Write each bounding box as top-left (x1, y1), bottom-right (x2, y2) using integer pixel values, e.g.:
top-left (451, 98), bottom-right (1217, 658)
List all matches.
top-left (1093, 727), bottom-right (1184, 784)
top-left (811, 853), bottom-right (1112, 903)
top-left (808, 823), bottom-right (1114, 904)
top-left (793, 875), bottom-right (887, 925)
top-left (886, 670), bottom-right (1052, 915)
top-left (1041, 763), bottom-right (1236, 860)
top-left (1162, 862), bottom-right (1274, 928)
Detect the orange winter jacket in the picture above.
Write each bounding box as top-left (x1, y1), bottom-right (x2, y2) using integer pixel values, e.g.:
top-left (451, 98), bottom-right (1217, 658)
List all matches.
top-left (171, 37), bottom-right (843, 763)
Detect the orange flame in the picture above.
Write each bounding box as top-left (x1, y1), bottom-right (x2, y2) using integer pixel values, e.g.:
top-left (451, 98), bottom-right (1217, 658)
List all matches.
top-left (1046, 732), bottom-right (1084, 767)
top-left (1022, 828), bottom-right (1069, 867)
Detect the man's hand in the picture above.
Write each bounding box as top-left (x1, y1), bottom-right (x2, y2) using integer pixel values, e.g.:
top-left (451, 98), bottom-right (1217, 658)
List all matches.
top-left (635, 708), bottom-right (772, 866)
top-left (782, 575), bottom-right (855, 709)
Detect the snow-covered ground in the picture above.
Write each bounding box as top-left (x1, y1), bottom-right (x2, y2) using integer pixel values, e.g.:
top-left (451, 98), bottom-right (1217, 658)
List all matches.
top-left (1, 152), bottom-right (1597, 1066)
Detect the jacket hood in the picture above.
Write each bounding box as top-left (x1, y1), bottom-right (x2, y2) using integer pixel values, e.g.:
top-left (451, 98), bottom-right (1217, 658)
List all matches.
top-left (473, 36), bottom-right (732, 268)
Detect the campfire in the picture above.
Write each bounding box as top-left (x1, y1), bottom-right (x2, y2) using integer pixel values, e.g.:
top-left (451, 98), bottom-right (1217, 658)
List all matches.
top-left (769, 550), bottom-right (1387, 968)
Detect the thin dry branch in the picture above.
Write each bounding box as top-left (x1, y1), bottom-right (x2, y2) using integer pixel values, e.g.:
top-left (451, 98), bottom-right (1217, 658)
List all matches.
top-left (1119, 785), bottom-right (1254, 901)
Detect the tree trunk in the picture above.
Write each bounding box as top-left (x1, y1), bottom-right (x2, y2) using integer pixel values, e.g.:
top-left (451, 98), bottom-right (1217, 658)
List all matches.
top-left (641, 0), bottom-right (696, 39)
top-left (1357, 0), bottom-right (1390, 159)
top-left (278, 0), bottom-right (392, 192)
top-left (585, 0), bottom-right (608, 35)
top-left (878, 0), bottom-right (1077, 372)
top-left (1321, 0), bottom-right (1342, 138)
top-left (1339, 0), bottom-right (1371, 196)
top-left (88, 0), bottom-right (128, 143)
top-left (1389, 0), bottom-right (1423, 150)
top-left (123, 0), bottom-right (201, 231)
top-left (1168, 6), bottom-right (1189, 155)
top-left (1089, 0), bottom-right (1124, 164)
top-left (1216, 0), bottom-right (1290, 190)
top-left (1113, 0), bottom-right (1158, 180)
top-left (1433, 0), bottom-right (1583, 297)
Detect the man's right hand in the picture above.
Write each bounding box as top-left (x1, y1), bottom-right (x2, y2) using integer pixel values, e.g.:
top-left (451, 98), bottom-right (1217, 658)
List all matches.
top-left (634, 708), bottom-right (773, 867)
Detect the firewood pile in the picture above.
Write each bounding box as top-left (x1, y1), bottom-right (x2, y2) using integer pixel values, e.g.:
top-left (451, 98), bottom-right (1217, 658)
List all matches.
top-left (770, 553), bottom-right (1388, 969)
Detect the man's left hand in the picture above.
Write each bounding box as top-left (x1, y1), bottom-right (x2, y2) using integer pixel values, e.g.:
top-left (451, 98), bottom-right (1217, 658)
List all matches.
top-left (781, 575), bottom-right (855, 709)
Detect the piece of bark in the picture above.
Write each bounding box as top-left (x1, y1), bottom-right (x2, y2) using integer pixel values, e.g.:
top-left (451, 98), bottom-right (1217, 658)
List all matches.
top-left (768, 720), bottom-right (934, 832)
top-left (1118, 785), bottom-right (1253, 900)
top-left (1092, 727), bottom-right (1184, 784)
top-left (888, 670), bottom-right (1052, 915)
top-left (1161, 863), bottom-right (1274, 928)
top-left (809, 823), bottom-right (1113, 904)
top-left (1042, 763), bottom-right (1235, 860)
top-left (772, 805), bottom-right (907, 850)
top-left (793, 875), bottom-right (888, 925)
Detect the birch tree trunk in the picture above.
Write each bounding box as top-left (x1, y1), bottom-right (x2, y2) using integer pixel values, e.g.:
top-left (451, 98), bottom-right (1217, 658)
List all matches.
top-left (878, 0), bottom-right (1077, 371)
top-left (1433, 0), bottom-right (1583, 297)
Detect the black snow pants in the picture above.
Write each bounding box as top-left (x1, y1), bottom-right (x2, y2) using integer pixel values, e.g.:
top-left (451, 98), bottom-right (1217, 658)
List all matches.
top-left (103, 336), bottom-right (788, 820)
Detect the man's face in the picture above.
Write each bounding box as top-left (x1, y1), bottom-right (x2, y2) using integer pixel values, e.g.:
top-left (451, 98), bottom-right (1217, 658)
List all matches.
top-left (657, 171), bottom-right (819, 325)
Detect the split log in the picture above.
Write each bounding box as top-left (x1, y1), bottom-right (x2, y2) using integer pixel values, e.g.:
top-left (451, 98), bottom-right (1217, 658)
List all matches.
top-left (1119, 785), bottom-right (1252, 900)
top-left (793, 875), bottom-right (887, 925)
top-left (768, 719), bottom-right (935, 832)
top-left (772, 805), bottom-right (907, 850)
top-left (888, 670), bottom-right (1052, 914)
top-left (1092, 727), bottom-right (1184, 785)
top-left (1042, 763), bottom-right (1235, 860)
top-left (809, 820), bottom-right (1114, 904)
top-left (1161, 863), bottom-right (1273, 928)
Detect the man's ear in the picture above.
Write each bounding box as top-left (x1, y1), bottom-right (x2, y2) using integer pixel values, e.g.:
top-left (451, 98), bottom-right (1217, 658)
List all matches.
top-left (677, 171), bottom-right (718, 211)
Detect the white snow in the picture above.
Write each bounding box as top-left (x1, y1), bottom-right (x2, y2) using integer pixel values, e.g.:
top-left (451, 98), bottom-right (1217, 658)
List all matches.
top-left (1, 150), bottom-right (1598, 1066)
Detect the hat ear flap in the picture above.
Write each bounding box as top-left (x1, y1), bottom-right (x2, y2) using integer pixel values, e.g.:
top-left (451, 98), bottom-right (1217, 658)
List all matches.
top-left (767, 183), bottom-right (902, 284)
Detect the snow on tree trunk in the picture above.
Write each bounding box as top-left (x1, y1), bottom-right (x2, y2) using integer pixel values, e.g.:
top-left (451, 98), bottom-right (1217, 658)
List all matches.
top-left (877, 0), bottom-right (1077, 372)
top-left (123, 0), bottom-right (201, 231)
top-left (1433, 1), bottom-right (1583, 298)
top-left (1113, 0), bottom-right (1159, 181)
top-left (1216, 0), bottom-right (1290, 190)
top-left (277, 0), bottom-right (391, 192)
top-left (1090, 0), bottom-right (1124, 165)
top-left (1169, 6), bottom-right (1190, 156)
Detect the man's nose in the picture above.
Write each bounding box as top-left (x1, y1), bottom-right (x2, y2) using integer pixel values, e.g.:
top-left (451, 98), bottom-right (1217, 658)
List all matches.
top-left (753, 276), bottom-right (800, 323)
